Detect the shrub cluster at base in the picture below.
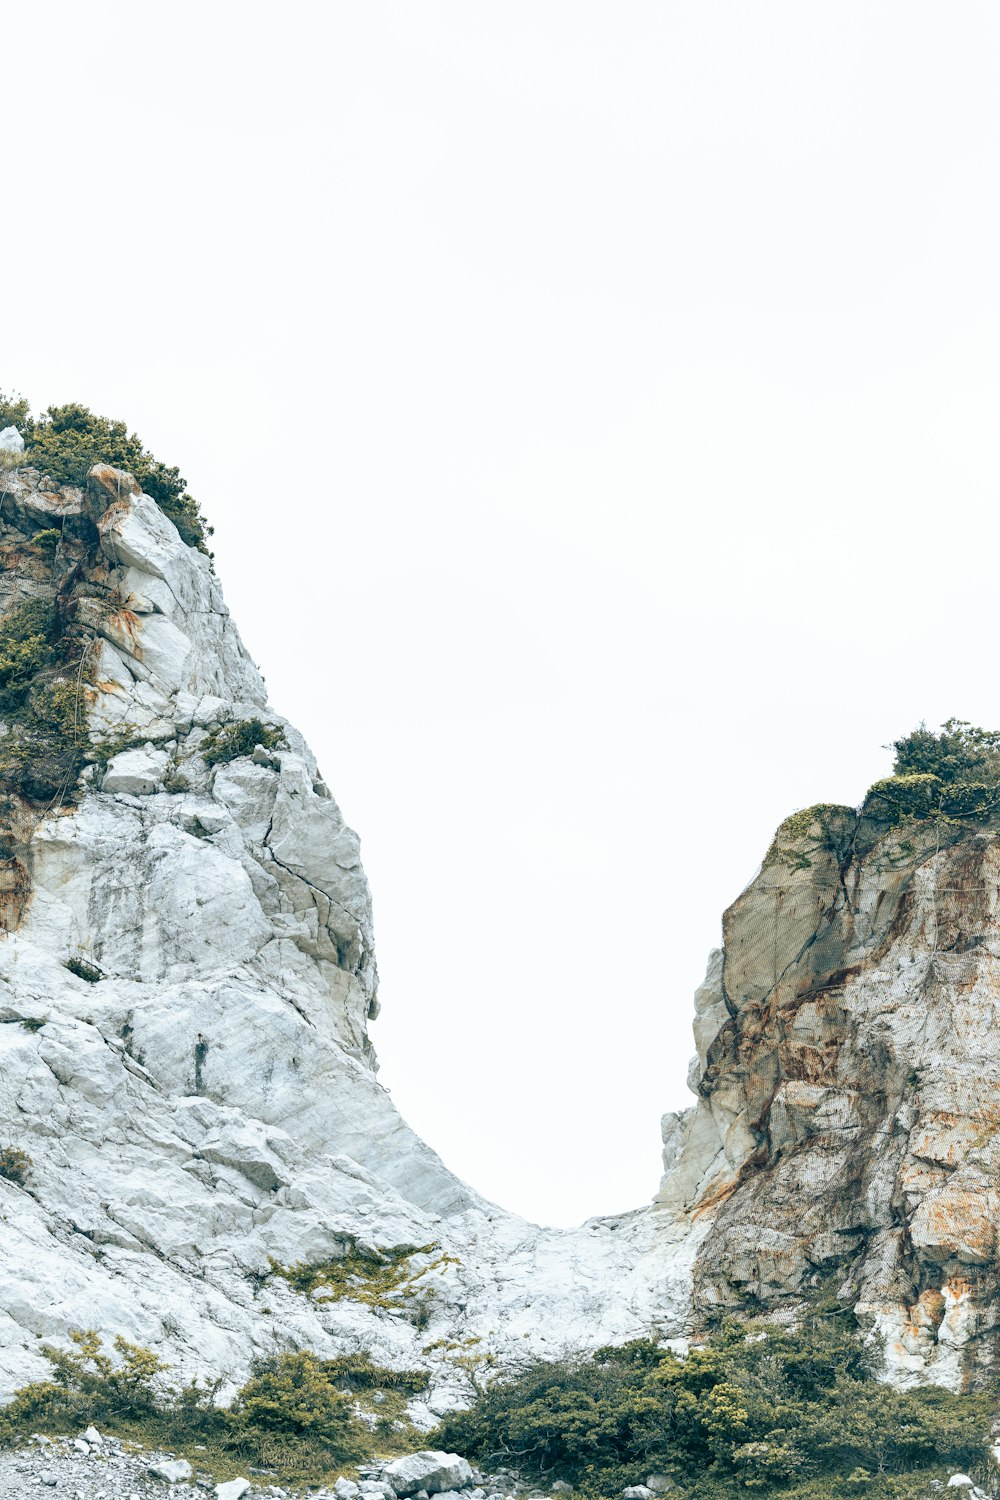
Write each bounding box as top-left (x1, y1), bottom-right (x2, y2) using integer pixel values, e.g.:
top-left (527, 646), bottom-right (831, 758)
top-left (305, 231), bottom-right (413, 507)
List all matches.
top-left (431, 1320), bottom-right (992, 1500)
top-left (0, 1332), bottom-right (426, 1484)
top-left (0, 391), bottom-right (210, 551)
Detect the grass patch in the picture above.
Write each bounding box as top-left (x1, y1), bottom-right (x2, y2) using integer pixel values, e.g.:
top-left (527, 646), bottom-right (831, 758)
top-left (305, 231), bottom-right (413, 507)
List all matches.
top-left (265, 1237), bottom-right (458, 1320)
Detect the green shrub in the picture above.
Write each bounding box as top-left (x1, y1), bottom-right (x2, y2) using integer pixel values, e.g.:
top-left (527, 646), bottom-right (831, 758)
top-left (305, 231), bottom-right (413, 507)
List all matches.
top-left (863, 773), bottom-right (942, 823)
top-left (0, 1333), bottom-right (374, 1485)
top-left (64, 955), bottom-right (103, 983)
top-left (31, 529), bottom-right (60, 559)
top-left (201, 718), bottom-right (283, 768)
top-left (939, 782), bottom-right (999, 819)
top-left (432, 1320), bottom-right (992, 1498)
top-left (0, 597), bottom-right (93, 806)
top-left (0, 599), bottom-right (57, 708)
top-left (0, 1146), bottom-right (31, 1185)
top-left (231, 1351), bottom-right (366, 1460)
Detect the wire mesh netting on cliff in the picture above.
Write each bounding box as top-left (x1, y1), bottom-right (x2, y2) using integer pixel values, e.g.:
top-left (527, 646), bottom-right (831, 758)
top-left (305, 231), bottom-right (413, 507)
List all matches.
top-left (721, 823), bottom-right (1000, 1219)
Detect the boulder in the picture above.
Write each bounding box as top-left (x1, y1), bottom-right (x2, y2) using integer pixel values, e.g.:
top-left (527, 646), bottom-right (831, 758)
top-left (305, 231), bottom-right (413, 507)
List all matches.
top-left (623, 1488), bottom-right (655, 1500)
top-left (216, 1481), bottom-right (252, 1500)
top-left (103, 744), bottom-right (169, 795)
top-left (0, 426), bottom-right (24, 453)
top-left (383, 1453), bottom-right (474, 1497)
top-left (150, 1458), bottom-right (194, 1483)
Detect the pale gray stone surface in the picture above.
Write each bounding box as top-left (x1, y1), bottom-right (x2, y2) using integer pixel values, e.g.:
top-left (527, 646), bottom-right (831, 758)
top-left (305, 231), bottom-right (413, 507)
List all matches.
top-left (149, 1456), bottom-right (194, 1481)
top-left (0, 467), bottom-right (694, 1410)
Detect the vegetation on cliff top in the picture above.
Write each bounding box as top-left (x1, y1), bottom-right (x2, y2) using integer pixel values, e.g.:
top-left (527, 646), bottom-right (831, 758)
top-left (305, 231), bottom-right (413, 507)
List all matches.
top-left (769, 722), bottom-right (1000, 864)
top-left (863, 719), bottom-right (1000, 826)
top-left (0, 390), bottom-right (210, 550)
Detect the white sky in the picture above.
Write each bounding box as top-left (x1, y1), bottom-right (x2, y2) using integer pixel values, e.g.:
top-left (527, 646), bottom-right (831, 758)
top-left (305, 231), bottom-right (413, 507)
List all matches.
top-left (5, 2), bottom-right (1000, 1225)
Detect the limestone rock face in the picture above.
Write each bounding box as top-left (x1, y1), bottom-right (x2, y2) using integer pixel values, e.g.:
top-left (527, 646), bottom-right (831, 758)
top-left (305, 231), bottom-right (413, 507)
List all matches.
top-left (661, 805), bottom-right (1000, 1388)
top-left (0, 465), bottom-right (692, 1405)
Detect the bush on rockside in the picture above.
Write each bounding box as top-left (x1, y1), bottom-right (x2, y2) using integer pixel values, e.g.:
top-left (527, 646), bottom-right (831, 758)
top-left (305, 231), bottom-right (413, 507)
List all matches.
top-left (431, 1320), bottom-right (993, 1500)
top-left (0, 1146), bottom-right (31, 1185)
top-left (201, 718), bottom-right (283, 767)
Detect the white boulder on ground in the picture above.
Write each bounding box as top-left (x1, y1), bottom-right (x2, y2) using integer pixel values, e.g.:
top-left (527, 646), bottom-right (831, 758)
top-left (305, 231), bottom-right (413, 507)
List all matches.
top-left (215, 1480), bottom-right (251, 1500)
top-left (149, 1456), bottom-right (194, 1482)
top-left (0, 425), bottom-right (24, 452)
top-left (383, 1452), bottom-right (474, 1496)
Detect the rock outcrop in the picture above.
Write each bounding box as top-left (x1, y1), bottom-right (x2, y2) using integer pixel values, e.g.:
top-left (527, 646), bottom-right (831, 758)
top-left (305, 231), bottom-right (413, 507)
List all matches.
top-left (660, 802), bottom-right (1000, 1389)
top-left (0, 463), bottom-right (692, 1407)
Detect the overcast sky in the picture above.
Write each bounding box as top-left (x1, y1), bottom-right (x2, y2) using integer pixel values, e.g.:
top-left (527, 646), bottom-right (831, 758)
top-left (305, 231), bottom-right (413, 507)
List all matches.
top-left (5, 2), bottom-right (1000, 1225)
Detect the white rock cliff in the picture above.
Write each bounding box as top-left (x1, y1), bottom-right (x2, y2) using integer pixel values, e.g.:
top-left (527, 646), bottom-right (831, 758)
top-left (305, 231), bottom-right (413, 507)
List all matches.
top-left (0, 465), bottom-right (694, 1409)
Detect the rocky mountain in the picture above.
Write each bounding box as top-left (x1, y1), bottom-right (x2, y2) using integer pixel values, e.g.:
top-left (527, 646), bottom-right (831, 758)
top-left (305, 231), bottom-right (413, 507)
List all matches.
top-left (1, 451), bottom-right (997, 1411)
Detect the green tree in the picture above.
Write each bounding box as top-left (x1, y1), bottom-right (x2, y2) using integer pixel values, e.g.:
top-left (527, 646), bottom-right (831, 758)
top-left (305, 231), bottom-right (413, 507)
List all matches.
top-left (891, 719), bottom-right (1000, 784)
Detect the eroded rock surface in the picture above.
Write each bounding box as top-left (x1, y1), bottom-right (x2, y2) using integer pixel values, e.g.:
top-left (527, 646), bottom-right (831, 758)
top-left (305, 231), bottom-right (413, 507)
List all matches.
top-left (661, 805), bottom-right (1000, 1388)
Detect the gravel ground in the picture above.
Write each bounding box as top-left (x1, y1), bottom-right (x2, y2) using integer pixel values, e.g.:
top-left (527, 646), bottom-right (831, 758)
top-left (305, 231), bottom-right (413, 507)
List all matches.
top-left (0, 1428), bottom-right (306, 1499)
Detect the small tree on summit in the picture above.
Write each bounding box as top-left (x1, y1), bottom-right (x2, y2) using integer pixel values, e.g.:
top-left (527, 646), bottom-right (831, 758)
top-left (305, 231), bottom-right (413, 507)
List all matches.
top-left (891, 719), bottom-right (1000, 785)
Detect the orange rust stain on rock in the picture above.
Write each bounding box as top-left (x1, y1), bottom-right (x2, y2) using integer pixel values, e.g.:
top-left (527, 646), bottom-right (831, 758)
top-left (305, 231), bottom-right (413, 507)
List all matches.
top-left (109, 607), bottom-right (142, 654)
top-left (902, 1288), bottom-right (947, 1341)
top-left (691, 1176), bottom-right (742, 1218)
